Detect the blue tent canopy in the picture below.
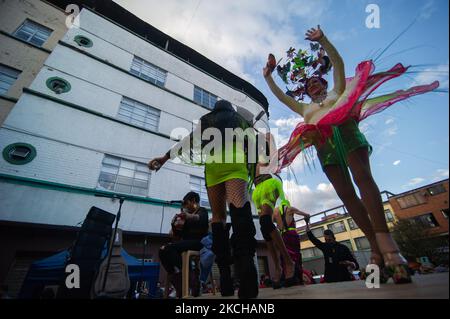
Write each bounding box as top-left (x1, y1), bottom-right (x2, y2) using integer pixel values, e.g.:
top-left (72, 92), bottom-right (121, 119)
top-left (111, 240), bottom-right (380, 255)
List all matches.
top-left (19, 249), bottom-right (160, 298)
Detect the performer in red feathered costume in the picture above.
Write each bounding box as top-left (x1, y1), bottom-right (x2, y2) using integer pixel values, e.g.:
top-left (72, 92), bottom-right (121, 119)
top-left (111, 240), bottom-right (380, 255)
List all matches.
top-left (263, 25), bottom-right (439, 284)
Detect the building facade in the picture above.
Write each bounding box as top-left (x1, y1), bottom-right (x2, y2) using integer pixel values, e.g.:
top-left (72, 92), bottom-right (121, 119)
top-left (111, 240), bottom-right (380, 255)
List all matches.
top-left (388, 179), bottom-right (448, 239)
top-left (0, 0), bottom-right (271, 296)
top-left (0, 0), bottom-right (68, 125)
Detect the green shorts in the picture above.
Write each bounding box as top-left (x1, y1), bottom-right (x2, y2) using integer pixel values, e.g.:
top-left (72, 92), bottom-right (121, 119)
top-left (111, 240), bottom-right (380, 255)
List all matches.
top-left (205, 162), bottom-right (248, 187)
top-left (316, 119), bottom-right (372, 169)
top-left (204, 143), bottom-right (249, 187)
top-left (252, 177), bottom-right (285, 213)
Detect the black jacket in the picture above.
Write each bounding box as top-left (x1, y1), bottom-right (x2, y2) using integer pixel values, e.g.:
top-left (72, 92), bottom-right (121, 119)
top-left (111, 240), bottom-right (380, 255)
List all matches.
top-left (307, 230), bottom-right (359, 283)
top-left (181, 207), bottom-right (209, 241)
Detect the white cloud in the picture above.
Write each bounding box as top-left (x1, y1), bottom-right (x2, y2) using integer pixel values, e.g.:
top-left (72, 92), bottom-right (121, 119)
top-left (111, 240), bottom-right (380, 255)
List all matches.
top-left (436, 169), bottom-right (449, 178)
top-left (393, 160), bottom-right (401, 166)
top-left (404, 177), bottom-right (425, 188)
top-left (413, 63), bottom-right (449, 90)
top-left (283, 180), bottom-right (342, 215)
top-left (384, 126), bottom-right (398, 136)
top-left (113, 0), bottom-right (332, 83)
top-left (385, 118), bottom-right (395, 125)
top-left (431, 169), bottom-right (450, 182)
top-left (271, 116), bottom-right (301, 133)
top-left (419, 0), bottom-right (437, 20)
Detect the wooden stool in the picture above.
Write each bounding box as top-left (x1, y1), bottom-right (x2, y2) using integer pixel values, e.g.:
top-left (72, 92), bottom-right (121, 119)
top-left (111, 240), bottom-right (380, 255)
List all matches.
top-left (181, 250), bottom-right (200, 298)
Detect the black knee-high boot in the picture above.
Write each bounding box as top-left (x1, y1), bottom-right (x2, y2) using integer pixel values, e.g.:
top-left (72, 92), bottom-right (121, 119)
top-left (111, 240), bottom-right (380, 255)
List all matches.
top-left (211, 222), bottom-right (234, 297)
top-left (230, 202), bottom-right (258, 299)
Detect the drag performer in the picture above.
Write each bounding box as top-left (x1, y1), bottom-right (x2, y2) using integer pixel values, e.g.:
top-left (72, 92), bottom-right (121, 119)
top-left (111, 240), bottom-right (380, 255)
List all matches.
top-left (263, 25), bottom-right (439, 284)
top-left (273, 199), bottom-right (310, 285)
top-left (251, 133), bottom-right (298, 288)
top-left (149, 100), bottom-right (258, 298)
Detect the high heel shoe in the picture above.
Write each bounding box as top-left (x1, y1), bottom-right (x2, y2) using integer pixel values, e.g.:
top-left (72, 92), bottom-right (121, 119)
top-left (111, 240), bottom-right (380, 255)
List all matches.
top-left (383, 253), bottom-right (412, 284)
top-left (376, 233), bottom-right (412, 284)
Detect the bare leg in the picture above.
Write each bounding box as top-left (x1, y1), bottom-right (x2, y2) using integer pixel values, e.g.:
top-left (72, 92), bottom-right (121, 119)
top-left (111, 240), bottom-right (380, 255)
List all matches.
top-left (347, 148), bottom-right (407, 267)
top-left (265, 240), bottom-right (282, 283)
top-left (259, 204), bottom-right (295, 281)
top-left (323, 165), bottom-right (382, 265)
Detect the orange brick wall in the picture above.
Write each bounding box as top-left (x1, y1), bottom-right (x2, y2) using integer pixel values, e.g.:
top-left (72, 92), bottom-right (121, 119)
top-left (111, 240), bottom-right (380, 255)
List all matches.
top-left (389, 180), bottom-right (449, 236)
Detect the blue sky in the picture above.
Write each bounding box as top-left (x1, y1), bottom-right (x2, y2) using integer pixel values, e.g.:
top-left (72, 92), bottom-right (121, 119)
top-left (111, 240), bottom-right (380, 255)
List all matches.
top-left (113, 0), bottom-right (449, 213)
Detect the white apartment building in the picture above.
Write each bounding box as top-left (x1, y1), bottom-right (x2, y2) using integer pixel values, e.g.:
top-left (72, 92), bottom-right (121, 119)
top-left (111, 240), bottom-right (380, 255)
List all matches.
top-left (0, 0), bottom-right (272, 294)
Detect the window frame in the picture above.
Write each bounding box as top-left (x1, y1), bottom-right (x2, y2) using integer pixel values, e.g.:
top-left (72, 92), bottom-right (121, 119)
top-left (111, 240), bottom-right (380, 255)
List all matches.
top-left (0, 64), bottom-right (21, 95)
top-left (193, 86), bottom-right (218, 110)
top-left (97, 155), bottom-right (150, 197)
top-left (354, 236), bottom-right (371, 251)
top-left (327, 220), bottom-right (347, 234)
top-left (130, 56), bottom-right (167, 87)
top-left (3, 143), bottom-right (37, 165)
top-left (13, 19), bottom-right (53, 47)
top-left (117, 96), bottom-right (161, 132)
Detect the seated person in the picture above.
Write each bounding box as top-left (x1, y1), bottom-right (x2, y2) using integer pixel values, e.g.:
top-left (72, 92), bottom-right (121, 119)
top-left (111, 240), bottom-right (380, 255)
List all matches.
top-left (159, 192), bottom-right (209, 298)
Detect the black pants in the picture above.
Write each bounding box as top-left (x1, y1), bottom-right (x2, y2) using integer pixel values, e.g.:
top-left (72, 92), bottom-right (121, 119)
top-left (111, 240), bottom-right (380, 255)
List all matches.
top-left (159, 240), bottom-right (203, 274)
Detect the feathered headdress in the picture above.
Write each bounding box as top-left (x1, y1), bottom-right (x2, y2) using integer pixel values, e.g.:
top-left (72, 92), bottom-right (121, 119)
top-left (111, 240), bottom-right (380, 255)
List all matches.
top-left (268, 43), bottom-right (332, 101)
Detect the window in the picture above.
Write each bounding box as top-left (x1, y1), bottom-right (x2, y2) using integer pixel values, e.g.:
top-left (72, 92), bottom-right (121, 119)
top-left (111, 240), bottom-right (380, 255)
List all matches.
top-left (97, 155), bottom-right (150, 196)
top-left (190, 176), bottom-right (209, 207)
top-left (347, 218), bottom-right (359, 230)
top-left (194, 86), bottom-right (218, 109)
top-left (13, 19), bottom-right (52, 47)
top-left (339, 240), bottom-right (353, 251)
top-left (354, 236), bottom-right (371, 251)
top-left (130, 56), bottom-right (167, 86)
top-left (427, 184), bottom-right (446, 196)
top-left (302, 247), bottom-right (323, 259)
top-left (0, 64), bottom-right (21, 95)
top-left (299, 232), bottom-right (308, 242)
top-left (3, 143), bottom-right (37, 165)
top-left (385, 209), bottom-right (395, 223)
top-left (327, 221), bottom-right (347, 234)
top-left (411, 213), bottom-right (439, 229)
top-left (46, 77), bottom-right (71, 94)
top-left (442, 209), bottom-right (449, 219)
top-left (310, 227), bottom-right (324, 238)
top-left (74, 35), bottom-right (93, 48)
top-left (118, 97), bottom-right (160, 132)
top-left (396, 192), bottom-right (427, 209)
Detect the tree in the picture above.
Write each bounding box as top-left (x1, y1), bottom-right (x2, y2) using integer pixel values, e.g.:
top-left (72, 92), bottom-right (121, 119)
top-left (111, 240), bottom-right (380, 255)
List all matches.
top-left (391, 219), bottom-right (448, 263)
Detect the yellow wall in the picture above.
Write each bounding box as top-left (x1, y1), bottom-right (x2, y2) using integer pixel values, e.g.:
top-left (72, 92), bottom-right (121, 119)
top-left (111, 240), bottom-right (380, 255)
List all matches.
top-left (0, 0), bottom-right (67, 123)
top-left (300, 202), bottom-right (397, 252)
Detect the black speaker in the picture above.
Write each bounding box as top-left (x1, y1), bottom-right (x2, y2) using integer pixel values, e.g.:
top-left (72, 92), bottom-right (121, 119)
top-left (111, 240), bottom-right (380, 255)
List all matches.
top-left (57, 206), bottom-right (116, 299)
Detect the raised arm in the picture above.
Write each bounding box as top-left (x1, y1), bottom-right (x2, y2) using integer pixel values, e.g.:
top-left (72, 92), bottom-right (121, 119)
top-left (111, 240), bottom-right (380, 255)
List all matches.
top-left (306, 221), bottom-right (325, 250)
top-left (148, 122), bottom-right (201, 171)
top-left (289, 207), bottom-right (310, 220)
top-left (263, 58), bottom-right (308, 116)
top-left (306, 25), bottom-right (346, 95)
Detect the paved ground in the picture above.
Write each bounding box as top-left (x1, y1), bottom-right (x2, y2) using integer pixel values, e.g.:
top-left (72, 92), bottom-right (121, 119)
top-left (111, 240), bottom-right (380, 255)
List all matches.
top-left (197, 272), bottom-right (449, 299)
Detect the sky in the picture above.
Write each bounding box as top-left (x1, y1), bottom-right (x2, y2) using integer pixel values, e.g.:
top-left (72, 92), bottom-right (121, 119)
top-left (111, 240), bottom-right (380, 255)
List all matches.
top-left (113, 0), bottom-right (449, 214)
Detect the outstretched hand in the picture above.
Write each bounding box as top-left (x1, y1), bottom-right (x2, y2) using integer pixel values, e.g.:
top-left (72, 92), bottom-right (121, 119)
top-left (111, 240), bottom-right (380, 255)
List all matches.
top-left (305, 25), bottom-right (324, 42)
top-left (263, 54), bottom-right (277, 78)
top-left (148, 155), bottom-right (168, 171)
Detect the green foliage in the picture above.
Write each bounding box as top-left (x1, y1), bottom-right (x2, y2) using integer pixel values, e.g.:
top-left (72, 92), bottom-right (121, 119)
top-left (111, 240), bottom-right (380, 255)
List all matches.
top-left (391, 219), bottom-right (448, 263)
